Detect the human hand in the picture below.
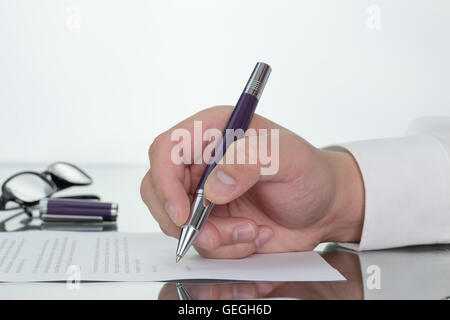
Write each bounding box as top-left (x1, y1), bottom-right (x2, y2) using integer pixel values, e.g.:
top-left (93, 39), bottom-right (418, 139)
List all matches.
top-left (141, 106), bottom-right (364, 258)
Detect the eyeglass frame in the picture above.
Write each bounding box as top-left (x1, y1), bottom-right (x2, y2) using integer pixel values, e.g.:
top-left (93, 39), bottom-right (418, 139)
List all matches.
top-left (0, 162), bottom-right (98, 211)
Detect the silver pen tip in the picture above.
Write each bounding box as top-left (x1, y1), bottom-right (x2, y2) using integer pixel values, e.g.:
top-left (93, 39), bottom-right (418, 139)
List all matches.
top-left (176, 255), bottom-right (182, 263)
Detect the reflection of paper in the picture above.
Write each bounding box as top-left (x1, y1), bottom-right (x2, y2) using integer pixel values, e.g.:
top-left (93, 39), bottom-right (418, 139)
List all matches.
top-left (0, 231), bottom-right (345, 282)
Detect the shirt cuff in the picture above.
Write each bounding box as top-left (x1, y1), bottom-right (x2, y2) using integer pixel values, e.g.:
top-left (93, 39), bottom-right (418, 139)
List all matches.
top-left (325, 135), bottom-right (450, 251)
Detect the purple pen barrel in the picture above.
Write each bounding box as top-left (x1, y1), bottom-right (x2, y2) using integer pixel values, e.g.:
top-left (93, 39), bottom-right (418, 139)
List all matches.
top-left (39, 198), bottom-right (118, 222)
top-left (196, 62), bottom-right (272, 189)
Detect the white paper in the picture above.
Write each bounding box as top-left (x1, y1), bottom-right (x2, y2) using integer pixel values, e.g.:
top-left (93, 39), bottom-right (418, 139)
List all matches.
top-left (0, 231), bottom-right (345, 282)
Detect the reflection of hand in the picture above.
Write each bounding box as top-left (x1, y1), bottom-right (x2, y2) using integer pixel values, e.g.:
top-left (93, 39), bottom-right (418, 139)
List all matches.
top-left (158, 250), bottom-right (364, 300)
top-left (271, 250), bottom-right (364, 300)
top-left (141, 106), bottom-right (365, 259)
top-left (158, 282), bottom-right (276, 300)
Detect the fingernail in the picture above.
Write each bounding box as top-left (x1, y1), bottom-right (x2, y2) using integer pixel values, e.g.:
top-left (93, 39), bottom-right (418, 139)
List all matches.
top-left (207, 170), bottom-right (236, 196)
top-left (233, 223), bottom-right (256, 242)
top-left (164, 201), bottom-right (178, 225)
top-left (194, 230), bottom-right (212, 249)
top-left (255, 228), bottom-right (273, 248)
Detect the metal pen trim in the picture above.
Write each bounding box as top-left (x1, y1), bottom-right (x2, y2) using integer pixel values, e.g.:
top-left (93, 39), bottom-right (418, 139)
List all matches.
top-left (185, 190), bottom-right (214, 230)
top-left (243, 62), bottom-right (272, 99)
top-left (176, 190), bottom-right (216, 261)
top-left (39, 199), bottom-right (48, 214)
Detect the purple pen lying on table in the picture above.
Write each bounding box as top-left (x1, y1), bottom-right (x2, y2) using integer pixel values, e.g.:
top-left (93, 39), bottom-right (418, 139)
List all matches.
top-left (176, 62), bottom-right (272, 262)
top-left (39, 198), bottom-right (118, 222)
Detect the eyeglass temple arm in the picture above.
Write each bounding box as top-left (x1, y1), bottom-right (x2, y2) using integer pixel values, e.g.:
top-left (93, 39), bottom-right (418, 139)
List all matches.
top-left (0, 196), bottom-right (5, 210)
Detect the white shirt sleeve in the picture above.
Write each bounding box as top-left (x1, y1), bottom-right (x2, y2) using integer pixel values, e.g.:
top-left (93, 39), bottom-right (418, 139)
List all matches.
top-left (328, 117), bottom-right (450, 250)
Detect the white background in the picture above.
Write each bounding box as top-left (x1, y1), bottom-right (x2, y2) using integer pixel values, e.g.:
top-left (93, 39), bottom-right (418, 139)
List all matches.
top-left (0, 0), bottom-right (449, 166)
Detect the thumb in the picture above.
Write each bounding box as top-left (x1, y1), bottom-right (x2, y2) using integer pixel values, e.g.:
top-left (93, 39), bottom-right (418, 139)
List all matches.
top-left (204, 164), bottom-right (259, 205)
top-left (204, 134), bottom-right (278, 204)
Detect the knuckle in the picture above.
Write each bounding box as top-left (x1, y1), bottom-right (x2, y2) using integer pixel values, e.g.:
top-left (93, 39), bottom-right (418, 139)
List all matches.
top-left (140, 182), bottom-right (146, 203)
top-left (159, 224), bottom-right (178, 238)
top-left (159, 225), bottom-right (171, 236)
top-left (140, 172), bottom-right (151, 203)
top-left (193, 246), bottom-right (217, 259)
top-left (226, 138), bottom-right (259, 169)
top-left (148, 132), bottom-right (167, 160)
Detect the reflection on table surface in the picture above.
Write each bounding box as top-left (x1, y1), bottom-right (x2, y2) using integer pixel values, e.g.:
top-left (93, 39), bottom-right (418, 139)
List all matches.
top-left (160, 249), bottom-right (363, 300)
top-left (1, 208), bottom-right (450, 299)
top-left (160, 244), bottom-right (450, 300)
top-left (0, 209), bottom-right (117, 232)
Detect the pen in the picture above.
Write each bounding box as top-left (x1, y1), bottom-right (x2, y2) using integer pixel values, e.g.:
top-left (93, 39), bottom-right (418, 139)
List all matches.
top-left (176, 62), bottom-right (272, 262)
top-left (39, 198), bottom-right (118, 222)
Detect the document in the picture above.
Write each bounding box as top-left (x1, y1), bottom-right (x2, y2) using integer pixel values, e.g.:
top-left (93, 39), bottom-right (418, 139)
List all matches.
top-left (0, 231), bottom-right (345, 282)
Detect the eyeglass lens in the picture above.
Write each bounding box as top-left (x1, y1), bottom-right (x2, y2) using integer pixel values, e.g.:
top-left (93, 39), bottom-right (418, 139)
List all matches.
top-left (47, 163), bottom-right (91, 185)
top-left (4, 173), bottom-right (54, 203)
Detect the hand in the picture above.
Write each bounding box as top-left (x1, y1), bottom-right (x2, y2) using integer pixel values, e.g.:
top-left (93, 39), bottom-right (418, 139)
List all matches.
top-left (141, 106), bottom-right (364, 258)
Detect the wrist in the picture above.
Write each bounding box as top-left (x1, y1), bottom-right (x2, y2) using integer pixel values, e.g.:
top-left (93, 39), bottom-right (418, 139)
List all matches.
top-left (320, 150), bottom-right (365, 243)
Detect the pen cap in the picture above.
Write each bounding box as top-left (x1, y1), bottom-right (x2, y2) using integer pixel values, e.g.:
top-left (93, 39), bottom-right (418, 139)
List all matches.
top-left (39, 199), bottom-right (118, 222)
top-left (243, 62), bottom-right (272, 100)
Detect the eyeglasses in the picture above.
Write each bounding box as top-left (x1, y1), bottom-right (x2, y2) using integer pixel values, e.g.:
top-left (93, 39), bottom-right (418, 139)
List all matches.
top-left (0, 162), bottom-right (99, 212)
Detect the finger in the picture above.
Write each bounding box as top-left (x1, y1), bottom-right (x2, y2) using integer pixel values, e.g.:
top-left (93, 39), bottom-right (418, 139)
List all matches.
top-left (188, 283), bottom-right (263, 300)
top-left (193, 216), bottom-right (259, 250)
top-left (158, 283), bottom-right (179, 300)
top-left (149, 132), bottom-right (191, 226)
top-left (194, 224), bottom-right (274, 258)
top-left (140, 170), bottom-right (180, 238)
top-left (202, 135), bottom-right (268, 205)
top-left (254, 282), bottom-right (276, 296)
top-left (194, 242), bottom-right (257, 259)
top-left (230, 283), bottom-right (260, 300)
top-left (254, 225), bottom-right (274, 251)
top-left (186, 284), bottom-right (222, 300)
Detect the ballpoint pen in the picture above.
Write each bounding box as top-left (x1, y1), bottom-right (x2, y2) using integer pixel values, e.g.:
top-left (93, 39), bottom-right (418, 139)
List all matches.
top-left (176, 62), bottom-right (272, 262)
